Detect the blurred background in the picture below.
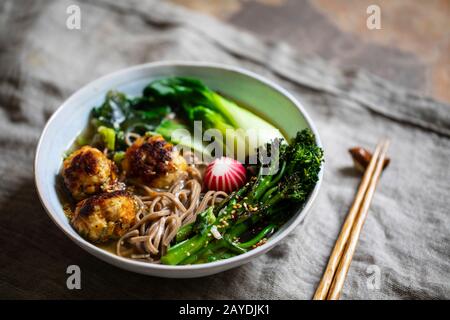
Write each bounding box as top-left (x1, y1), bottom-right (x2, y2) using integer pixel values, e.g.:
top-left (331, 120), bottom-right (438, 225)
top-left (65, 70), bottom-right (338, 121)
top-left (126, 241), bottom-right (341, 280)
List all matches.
top-left (169, 0), bottom-right (450, 104)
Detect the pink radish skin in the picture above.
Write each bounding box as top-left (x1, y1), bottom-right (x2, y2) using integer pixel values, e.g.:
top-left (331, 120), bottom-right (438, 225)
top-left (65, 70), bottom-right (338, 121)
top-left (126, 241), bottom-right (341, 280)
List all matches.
top-left (204, 157), bottom-right (247, 193)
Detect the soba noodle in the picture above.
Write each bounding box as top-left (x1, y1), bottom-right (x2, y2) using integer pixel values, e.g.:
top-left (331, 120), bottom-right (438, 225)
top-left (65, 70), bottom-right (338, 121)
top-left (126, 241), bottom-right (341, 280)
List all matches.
top-left (117, 172), bottom-right (227, 262)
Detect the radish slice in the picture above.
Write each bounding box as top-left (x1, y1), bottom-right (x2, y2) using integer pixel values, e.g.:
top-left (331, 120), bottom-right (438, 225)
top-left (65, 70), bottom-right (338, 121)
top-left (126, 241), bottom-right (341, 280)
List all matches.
top-left (204, 157), bottom-right (247, 193)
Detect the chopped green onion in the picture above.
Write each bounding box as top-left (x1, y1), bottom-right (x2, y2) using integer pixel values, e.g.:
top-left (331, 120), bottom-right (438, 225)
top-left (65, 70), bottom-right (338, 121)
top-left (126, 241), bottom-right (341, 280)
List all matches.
top-left (97, 126), bottom-right (116, 150)
top-left (113, 151), bottom-right (125, 165)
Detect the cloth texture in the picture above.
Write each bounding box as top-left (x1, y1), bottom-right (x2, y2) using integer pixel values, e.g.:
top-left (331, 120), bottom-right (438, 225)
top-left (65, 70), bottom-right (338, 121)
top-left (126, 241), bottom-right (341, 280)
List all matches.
top-left (0, 0), bottom-right (449, 299)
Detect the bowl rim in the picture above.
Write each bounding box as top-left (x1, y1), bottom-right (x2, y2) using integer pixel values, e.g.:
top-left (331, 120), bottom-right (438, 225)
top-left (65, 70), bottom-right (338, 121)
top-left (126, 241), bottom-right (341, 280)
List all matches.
top-left (34, 60), bottom-right (323, 272)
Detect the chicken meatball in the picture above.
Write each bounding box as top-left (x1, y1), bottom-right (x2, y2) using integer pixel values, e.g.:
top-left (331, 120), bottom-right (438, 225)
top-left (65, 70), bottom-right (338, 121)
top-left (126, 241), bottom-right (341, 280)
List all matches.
top-left (122, 135), bottom-right (188, 188)
top-left (71, 191), bottom-right (137, 243)
top-left (62, 146), bottom-right (117, 200)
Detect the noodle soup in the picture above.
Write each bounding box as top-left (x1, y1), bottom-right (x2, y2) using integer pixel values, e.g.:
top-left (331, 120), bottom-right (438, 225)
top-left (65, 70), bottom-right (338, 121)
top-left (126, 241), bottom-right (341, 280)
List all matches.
top-left (58, 77), bottom-right (323, 265)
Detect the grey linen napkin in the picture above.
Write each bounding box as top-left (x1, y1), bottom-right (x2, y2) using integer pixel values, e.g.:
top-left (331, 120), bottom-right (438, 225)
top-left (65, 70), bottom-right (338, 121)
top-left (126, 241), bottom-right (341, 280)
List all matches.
top-left (0, 0), bottom-right (449, 299)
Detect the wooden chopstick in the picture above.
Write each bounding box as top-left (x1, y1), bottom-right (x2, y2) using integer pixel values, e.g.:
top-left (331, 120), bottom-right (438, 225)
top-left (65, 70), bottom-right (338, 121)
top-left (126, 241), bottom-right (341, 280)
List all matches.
top-left (313, 141), bottom-right (383, 299)
top-left (313, 139), bottom-right (390, 300)
top-left (326, 139), bottom-right (390, 299)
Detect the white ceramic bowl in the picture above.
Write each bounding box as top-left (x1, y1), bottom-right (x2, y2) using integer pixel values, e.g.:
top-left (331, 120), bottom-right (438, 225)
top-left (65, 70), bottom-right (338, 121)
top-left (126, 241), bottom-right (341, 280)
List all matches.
top-left (34, 61), bottom-right (323, 278)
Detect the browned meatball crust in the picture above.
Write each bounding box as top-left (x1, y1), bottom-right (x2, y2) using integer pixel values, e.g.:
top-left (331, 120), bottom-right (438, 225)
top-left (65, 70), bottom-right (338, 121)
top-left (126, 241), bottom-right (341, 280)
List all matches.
top-left (122, 135), bottom-right (187, 188)
top-left (71, 190), bottom-right (136, 243)
top-left (62, 146), bottom-right (117, 200)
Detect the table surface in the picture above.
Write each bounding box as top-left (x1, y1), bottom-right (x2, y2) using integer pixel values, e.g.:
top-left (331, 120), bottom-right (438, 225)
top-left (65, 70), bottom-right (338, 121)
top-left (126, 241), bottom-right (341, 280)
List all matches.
top-left (170, 0), bottom-right (450, 104)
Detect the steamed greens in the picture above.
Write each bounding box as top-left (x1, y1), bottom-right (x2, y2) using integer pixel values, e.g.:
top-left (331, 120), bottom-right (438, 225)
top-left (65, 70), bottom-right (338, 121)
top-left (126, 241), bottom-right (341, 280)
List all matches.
top-left (92, 91), bottom-right (171, 133)
top-left (144, 78), bottom-right (284, 156)
top-left (90, 77), bottom-right (284, 157)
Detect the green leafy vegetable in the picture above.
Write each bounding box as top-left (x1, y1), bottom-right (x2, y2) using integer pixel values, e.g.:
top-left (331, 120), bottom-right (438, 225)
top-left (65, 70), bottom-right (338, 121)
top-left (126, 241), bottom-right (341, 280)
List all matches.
top-left (143, 78), bottom-right (284, 156)
top-left (91, 90), bottom-right (172, 151)
top-left (155, 119), bottom-right (187, 139)
top-left (89, 78), bottom-right (285, 159)
top-left (155, 119), bottom-right (211, 156)
top-left (92, 91), bottom-right (128, 130)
